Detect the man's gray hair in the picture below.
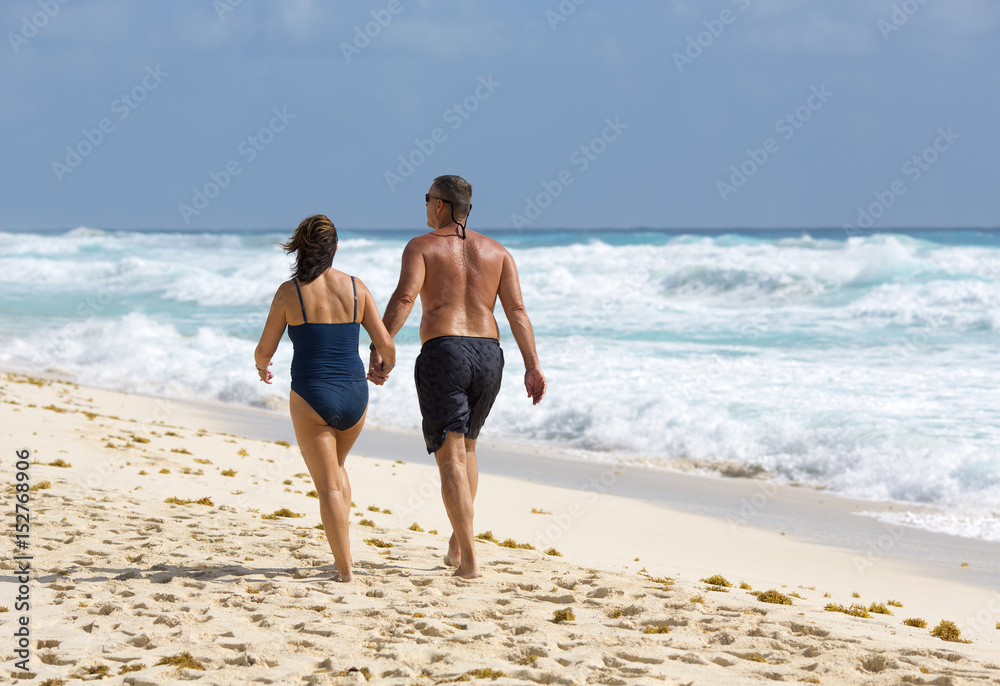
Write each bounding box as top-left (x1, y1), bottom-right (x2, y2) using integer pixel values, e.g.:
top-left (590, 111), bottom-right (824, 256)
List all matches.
top-left (431, 175), bottom-right (472, 219)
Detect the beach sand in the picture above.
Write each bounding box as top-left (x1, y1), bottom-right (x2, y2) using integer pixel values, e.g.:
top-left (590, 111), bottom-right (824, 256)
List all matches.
top-left (2, 372), bottom-right (999, 685)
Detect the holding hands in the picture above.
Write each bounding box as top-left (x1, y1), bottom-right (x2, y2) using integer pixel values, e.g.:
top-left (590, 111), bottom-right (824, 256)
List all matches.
top-left (367, 347), bottom-right (393, 385)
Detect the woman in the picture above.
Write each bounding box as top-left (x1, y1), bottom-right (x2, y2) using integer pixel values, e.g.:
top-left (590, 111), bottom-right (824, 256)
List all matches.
top-left (255, 214), bottom-right (395, 582)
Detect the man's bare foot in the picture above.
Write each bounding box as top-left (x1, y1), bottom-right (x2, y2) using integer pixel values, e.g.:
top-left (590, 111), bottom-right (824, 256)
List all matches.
top-left (453, 562), bottom-right (480, 579)
top-left (444, 532), bottom-right (461, 566)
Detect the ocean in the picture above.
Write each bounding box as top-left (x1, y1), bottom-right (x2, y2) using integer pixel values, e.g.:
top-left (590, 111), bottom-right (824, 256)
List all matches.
top-left (2, 227), bottom-right (998, 542)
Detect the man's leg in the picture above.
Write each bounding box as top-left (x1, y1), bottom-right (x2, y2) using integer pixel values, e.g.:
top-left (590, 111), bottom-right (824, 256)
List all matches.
top-left (435, 431), bottom-right (479, 578)
top-left (446, 437), bottom-right (479, 566)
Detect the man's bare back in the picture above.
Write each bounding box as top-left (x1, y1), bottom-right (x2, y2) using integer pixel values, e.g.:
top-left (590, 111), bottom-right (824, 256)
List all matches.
top-left (400, 229), bottom-right (513, 343)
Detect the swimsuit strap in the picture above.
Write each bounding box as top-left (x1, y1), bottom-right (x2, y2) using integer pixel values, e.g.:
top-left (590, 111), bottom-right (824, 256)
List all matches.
top-left (351, 276), bottom-right (357, 323)
top-left (292, 278), bottom-right (308, 324)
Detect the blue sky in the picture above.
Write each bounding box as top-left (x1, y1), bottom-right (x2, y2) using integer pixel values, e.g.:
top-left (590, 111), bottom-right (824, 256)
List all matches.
top-left (3, 0), bottom-right (998, 231)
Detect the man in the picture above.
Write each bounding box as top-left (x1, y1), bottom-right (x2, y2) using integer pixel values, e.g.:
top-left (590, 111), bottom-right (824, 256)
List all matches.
top-left (368, 174), bottom-right (546, 579)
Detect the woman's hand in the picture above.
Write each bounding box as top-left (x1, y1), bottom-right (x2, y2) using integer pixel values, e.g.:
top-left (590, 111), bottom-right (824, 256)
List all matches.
top-left (257, 361), bottom-right (274, 384)
top-left (367, 349), bottom-right (390, 385)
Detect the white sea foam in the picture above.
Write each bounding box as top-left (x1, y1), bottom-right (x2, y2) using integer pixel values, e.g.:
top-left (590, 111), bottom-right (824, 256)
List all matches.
top-left (65, 226), bottom-right (108, 237)
top-left (2, 228), bottom-right (998, 543)
top-left (859, 510), bottom-right (1000, 544)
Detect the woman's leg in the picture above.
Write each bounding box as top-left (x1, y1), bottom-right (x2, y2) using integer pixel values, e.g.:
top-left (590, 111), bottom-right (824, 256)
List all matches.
top-left (290, 391), bottom-right (356, 581)
top-left (332, 406), bottom-right (367, 552)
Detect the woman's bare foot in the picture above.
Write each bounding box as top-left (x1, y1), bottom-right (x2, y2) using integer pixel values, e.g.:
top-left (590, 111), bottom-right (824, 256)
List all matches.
top-left (453, 562), bottom-right (480, 579)
top-left (332, 567), bottom-right (353, 582)
top-left (443, 553), bottom-right (460, 567)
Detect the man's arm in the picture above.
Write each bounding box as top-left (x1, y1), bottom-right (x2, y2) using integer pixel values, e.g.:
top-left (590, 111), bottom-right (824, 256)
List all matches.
top-left (368, 240), bottom-right (425, 384)
top-left (497, 250), bottom-right (546, 404)
top-left (382, 240), bottom-right (425, 337)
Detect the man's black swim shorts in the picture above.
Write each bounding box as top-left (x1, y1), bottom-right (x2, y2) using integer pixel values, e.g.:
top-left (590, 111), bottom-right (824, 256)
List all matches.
top-left (414, 336), bottom-right (504, 453)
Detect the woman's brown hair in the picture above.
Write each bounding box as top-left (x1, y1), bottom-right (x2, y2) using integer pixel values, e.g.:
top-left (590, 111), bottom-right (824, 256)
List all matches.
top-left (281, 214), bottom-right (338, 283)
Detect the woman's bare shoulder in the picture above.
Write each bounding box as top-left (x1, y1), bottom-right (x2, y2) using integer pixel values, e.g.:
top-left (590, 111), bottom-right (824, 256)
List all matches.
top-left (321, 268), bottom-right (355, 290)
top-left (349, 273), bottom-right (371, 290)
top-left (272, 279), bottom-right (297, 304)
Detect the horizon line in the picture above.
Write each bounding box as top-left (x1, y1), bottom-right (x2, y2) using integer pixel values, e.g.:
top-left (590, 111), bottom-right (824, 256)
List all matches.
top-left (4, 225), bottom-right (999, 234)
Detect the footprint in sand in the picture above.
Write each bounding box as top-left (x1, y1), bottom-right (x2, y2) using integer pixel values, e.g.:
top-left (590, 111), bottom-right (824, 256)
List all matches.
top-left (534, 593), bottom-right (574, 604)
top-left (617, 652), bottom-right (664, 665)
top-left (707, 631), bottom-right (737, 646)
top-left (90, 603), bottom-right (120, 616)
top-left (37, 651), bottom-right (75, 666)
top-left (126, 634), bottom-right (153, 648)
top-left (295, 622), bottom-right (336, 637)
top-left (224, 651), bottom-right (278, 667)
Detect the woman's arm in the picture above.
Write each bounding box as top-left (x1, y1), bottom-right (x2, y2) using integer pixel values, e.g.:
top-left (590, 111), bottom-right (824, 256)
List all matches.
top-left (254, 284), bottom-right (289, 384)
top-left (356, 278), bottom-right (396, 376)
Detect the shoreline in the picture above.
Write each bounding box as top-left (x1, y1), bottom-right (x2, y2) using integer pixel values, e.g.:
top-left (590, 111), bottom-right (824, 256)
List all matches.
top-left (2, 371), bottom-right (999, 684)
top-left (18, 369), bottom-right (995, 589)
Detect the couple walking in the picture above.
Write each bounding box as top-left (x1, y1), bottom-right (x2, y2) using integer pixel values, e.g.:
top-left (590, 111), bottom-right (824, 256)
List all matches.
top-left (254, 175), bottom-right (546, 581)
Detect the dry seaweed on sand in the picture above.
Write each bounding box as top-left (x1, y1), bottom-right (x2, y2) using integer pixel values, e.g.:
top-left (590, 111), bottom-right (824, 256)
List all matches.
top-left (931, 620), bottom-right (972, 643)
top-left (752, 589), bottom-right (793, 605)
top-left (824, 602), bottom-right (870, 618)
top-left (499, 538), bottom-right (535, 550)
top-left (164, 496), bottom-right (214, 507)
top-left (155, 652), bottom-right (205, 670)
top-left (700, 574), bottom-right (732, 587)
top-left (552, 608), bottom-right (575, 623)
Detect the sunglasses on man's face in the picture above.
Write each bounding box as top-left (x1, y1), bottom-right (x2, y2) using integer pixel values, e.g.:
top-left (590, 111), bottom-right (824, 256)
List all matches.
top-left (425, 194), bottom-right (452, 205)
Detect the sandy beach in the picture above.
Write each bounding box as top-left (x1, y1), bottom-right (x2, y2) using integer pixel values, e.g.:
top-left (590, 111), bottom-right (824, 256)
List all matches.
top-left (2, 372), bottom-right (999, 685)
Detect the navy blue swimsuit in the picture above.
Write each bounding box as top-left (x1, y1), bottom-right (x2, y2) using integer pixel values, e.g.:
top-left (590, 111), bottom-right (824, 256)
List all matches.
top-left (287, 276), bottom-right (369, 431)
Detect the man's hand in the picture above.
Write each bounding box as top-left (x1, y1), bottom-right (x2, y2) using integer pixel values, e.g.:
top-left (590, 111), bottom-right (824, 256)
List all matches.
top-left (367, 349), bottom-right (390, 385)
top-left (524, 368), bottom-right (546, 405)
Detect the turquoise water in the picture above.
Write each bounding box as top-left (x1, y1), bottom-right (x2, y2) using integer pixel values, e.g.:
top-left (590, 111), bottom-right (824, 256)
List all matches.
top-left (2, 227), bottom-right (999, 540)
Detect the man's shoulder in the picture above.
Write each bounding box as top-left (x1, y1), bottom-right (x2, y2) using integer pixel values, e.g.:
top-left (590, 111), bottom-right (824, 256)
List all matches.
top-left (469, 230), bottom-right (508, 254)
top-left (399, 235), bottom-right (428, 261)
top-left (404, 233), bottom-right (435, 251)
